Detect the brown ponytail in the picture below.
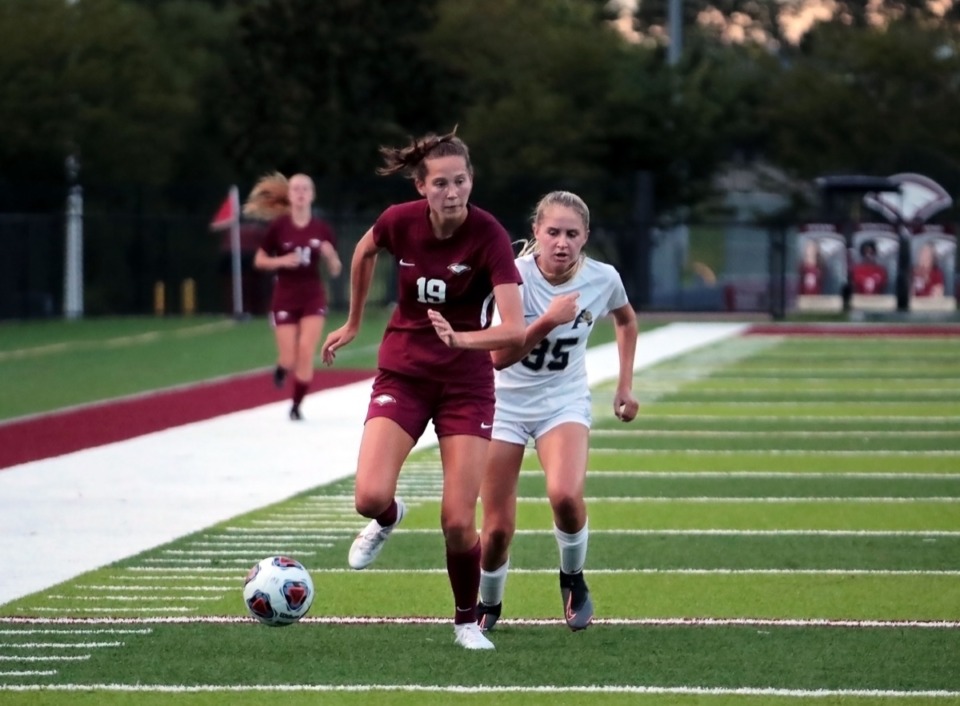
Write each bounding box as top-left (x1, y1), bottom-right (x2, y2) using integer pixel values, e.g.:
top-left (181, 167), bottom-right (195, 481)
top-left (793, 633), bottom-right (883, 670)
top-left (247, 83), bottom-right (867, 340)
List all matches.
top-left (243, 171), bottom-right (291, 221)
top-left (376, 127), bottom-right (472, 182)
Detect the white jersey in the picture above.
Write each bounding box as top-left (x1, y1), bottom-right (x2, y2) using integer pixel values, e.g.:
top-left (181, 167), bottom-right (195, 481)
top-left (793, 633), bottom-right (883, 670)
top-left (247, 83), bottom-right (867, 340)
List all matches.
top-left (494, 254), bottom-right (629, 422)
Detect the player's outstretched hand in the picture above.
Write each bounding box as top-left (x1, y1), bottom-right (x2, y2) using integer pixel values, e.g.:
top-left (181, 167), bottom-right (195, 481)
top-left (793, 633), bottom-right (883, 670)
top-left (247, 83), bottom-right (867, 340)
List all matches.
top-left (545, 292), bottom-right (580, 327)
top-left (428, 309), bottom-right (459, 348)
top-left (614, 390), bottom-right (639, 422)
top-left (321, 325), bottom-right (357, 366)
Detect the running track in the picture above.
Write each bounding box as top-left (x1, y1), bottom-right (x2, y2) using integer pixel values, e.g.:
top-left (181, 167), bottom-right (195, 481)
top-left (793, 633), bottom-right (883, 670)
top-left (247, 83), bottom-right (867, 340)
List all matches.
top-left (0, 369), bottom-right (373, 471)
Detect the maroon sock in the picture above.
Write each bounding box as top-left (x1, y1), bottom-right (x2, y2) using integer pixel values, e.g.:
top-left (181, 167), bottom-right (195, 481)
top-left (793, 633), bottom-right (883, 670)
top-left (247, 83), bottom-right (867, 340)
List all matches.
top-left (447, 539), bottom-right (481, 624)
top-left (374, 500), bottom-right (398, 527)
top-left (292, 379), bottom-right (310, 409)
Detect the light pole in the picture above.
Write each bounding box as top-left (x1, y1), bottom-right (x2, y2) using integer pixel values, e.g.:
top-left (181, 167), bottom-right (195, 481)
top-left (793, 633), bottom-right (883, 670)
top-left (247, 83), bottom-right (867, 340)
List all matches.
top-left (668, 0), bottom-right (683, 66)
top-left (63, 155), bottom-right (83, 320)
top-left (63, 0), bottom-right (83, 320)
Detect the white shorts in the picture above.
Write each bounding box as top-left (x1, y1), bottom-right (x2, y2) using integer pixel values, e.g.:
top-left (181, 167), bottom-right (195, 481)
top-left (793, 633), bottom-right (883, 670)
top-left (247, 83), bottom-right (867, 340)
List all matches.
top-left (491, 402), bottom-right (592, 447)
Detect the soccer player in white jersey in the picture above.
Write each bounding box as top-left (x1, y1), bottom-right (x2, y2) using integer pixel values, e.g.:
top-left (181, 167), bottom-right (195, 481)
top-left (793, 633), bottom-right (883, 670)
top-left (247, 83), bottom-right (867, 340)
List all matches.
top-left (477, 190), bottom-right (639, 631)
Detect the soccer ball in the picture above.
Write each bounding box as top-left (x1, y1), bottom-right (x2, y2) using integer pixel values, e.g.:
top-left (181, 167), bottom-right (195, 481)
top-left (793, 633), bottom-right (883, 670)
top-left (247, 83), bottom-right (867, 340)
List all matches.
top-left (243, 556), bottom-right (315, 626)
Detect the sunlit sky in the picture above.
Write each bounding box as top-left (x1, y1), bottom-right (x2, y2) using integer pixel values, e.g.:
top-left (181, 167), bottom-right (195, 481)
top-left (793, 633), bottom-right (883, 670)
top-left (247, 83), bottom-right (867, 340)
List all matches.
top-left (611, 0), bottom-right (955, 45)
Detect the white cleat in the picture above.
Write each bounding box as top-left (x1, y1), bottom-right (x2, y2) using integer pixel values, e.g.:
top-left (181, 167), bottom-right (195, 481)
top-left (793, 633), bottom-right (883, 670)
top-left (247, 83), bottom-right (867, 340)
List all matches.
top-left (454, 622), bottom-right (495, 650)
top-left (347, 499), bottom-right (406, 570)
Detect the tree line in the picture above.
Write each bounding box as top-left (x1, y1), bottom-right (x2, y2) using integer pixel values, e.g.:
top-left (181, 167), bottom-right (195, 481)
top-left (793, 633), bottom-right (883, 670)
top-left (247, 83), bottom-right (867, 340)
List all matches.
top-left (0, 0), bottom-right (957, 225)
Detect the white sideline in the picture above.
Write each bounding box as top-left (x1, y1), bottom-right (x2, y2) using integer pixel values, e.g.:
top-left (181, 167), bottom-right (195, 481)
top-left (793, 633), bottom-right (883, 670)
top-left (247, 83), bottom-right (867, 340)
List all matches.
top-left (0, 322), bottom-right (746, 606)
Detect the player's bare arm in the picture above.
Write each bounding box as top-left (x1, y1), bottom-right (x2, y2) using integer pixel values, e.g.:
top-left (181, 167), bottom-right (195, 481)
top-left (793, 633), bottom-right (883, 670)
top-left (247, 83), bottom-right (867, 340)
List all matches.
top-left (320, 241), bottom-right (343, 278)
top-left (253, 248), bottom-right (300, 271)
top-left (321, 229), bottom-right (379, 365)
top-left (428, 282), bottom-right (525, 351)
top-left (490, 292), bottom-right (580, 370)
top-left (611, 302), bottom-right (639, 422)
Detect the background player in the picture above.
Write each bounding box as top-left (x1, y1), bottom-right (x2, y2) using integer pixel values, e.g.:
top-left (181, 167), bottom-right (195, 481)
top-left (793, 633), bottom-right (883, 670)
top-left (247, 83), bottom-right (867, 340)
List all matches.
top-left (248, 172), bottom-right (342, 420)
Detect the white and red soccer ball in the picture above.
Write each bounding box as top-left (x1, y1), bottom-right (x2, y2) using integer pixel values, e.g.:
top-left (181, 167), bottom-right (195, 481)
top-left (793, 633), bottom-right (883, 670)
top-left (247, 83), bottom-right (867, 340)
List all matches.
top-left (243, 556), bottom-right (315, 626)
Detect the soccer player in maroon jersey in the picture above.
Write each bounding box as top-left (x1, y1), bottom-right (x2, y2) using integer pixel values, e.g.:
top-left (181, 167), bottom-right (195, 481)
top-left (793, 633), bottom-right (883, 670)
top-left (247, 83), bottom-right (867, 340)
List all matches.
top-left (321, 129), bottom-right (525, 650)
top-left (248, 173), bottom-right (342, 420)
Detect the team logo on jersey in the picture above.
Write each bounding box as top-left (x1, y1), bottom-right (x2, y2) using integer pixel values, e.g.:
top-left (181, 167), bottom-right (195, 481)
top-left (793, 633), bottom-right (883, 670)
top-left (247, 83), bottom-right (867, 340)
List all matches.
top-left (571, 309), bottom-right (593, 329)
top-left (447, 263), bottom-right (471, 275)
top-left (283, 242), bottom-right (293, 250)
top-left (372, 394), bottom-right (396, 406)
top-left (309, 239), bottom-right (321, 248)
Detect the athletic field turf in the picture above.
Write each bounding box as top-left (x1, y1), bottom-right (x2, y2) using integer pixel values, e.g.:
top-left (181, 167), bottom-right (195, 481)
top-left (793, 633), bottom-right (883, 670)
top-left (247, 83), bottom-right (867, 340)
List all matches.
top-left (1, 319), bottom-right (958, 705)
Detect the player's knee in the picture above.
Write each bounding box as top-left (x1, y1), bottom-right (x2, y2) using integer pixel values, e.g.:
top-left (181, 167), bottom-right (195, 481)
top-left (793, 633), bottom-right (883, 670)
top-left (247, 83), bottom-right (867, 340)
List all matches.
top-left (482, 522), bottom-right (514, 556)
top-left (298, 343), bottom-right (316, 362)
top-left (354, 491), bottom-right (392, 519)
top-left (548, 490), bottom-right (582, 524)
top-left (440, 512), bottom-right (475, 546)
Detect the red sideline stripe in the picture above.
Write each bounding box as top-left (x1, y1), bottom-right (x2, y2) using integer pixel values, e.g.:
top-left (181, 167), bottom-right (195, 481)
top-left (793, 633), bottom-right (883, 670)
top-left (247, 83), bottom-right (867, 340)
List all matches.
top-left (0, 369), bottom-right (373, 471)
top-left (746, 323), bottom-right (960, 337)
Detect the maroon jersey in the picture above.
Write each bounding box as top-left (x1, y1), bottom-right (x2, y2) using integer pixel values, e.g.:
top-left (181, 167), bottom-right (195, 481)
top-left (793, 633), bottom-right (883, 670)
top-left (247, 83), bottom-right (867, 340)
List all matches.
top-left (259, 214), bottom-right (336, 310)
top-left (798, 263), bottom-right (823, 295)
top-left (372, 200), bottom-right (522, 382)
top-left (850, 262), bottom-right (887, 295)
top-left (912, 267), bottom-right (944, 297)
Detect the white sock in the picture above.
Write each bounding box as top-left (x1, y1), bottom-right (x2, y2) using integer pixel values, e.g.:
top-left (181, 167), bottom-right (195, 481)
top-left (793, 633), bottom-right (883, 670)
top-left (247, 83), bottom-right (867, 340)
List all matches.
top-left (479, 558), bottom-right (510, 605)
top-left (554, 520), bottom-right (588, 574)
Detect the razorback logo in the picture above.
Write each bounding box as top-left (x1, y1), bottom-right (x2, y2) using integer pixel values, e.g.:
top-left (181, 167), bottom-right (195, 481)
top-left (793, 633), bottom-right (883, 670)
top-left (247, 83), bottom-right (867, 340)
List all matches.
top-left (571, 309), bottom-right (593, 329)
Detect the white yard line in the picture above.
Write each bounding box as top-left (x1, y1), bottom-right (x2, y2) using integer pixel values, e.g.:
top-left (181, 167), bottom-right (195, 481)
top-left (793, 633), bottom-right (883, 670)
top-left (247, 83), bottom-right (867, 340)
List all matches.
top-left (1, 683), bottom-right (957, 698)
top-left (0, 322), bottom-right (748, 606)
top-left (0, 321), bottom-right (235, 362)
top-left (57, 568), bottom-right (960, 578)
top-left (3, 615), bottom-right (958, 629)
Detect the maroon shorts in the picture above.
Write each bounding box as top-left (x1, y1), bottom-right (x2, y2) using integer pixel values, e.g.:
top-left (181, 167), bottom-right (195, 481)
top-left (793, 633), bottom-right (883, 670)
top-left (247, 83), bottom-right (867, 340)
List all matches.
top-left (365, 369), bottom-right (494, 441)
top-left (271, 290), bottom-right (327, 326)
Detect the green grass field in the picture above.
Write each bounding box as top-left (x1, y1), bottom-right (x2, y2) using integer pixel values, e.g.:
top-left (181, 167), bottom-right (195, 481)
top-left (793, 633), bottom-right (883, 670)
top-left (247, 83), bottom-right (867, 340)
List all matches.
top-left (1, 321), bottom-right (959, 705)
top-left (0, 314), bottom-right (380, 420)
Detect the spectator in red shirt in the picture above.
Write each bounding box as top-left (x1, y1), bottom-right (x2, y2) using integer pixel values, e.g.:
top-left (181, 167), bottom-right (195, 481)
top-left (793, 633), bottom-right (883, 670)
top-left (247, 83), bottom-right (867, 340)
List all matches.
top-left (850, 240), bottom-right (888, 295)
top-left (912, 242), bottom-right (945, 297)
top-left (798, 239), bottom-right (824, 295)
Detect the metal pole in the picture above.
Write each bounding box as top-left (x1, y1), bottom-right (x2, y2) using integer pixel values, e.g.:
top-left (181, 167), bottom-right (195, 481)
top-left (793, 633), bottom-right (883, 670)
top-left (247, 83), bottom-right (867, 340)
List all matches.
top-left (668, 0), bottom-right (683, 65)
top-left (63, 156), bottom-right (83, 319)
top-left (228, 185), bottom-right (244, 318)
top-left (64, 0), bottom-right (83, 319)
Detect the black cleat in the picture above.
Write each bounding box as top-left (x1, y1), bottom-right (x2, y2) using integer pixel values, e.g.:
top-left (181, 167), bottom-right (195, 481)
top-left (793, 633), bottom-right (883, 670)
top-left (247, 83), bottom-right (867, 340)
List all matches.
top-left (560, 570), bottom-right (593, 631)
top-left (289, 407), bottom-right (302, 421)
top-left (477, 601), bottom-right (502, 632)
top-left (273, 366), bottom-right (287, 389)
